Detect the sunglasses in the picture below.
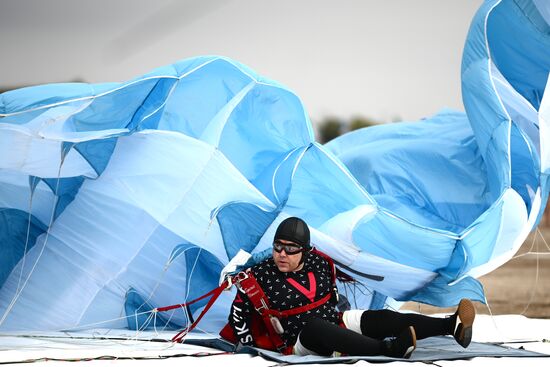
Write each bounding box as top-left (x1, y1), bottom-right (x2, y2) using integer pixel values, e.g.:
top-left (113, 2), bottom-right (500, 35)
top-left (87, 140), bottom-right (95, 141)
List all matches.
top-left (273, 241), bottom-right (304, 255)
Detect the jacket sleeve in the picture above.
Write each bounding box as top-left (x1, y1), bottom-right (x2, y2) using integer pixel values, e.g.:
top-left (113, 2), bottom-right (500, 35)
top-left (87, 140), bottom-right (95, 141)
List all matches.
top-left (228, 287), bottom-right (255, 346)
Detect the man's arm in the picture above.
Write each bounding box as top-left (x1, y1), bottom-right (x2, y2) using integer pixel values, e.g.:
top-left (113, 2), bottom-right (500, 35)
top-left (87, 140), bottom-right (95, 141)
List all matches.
top-left (228, 288), bottom-right (255, 345)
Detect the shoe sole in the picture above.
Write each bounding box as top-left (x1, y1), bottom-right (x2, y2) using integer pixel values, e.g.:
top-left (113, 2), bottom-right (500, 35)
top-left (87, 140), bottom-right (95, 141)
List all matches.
top-left (403, 326), bottom-right (417, 359)
top-left (456, 299), bottom-right (475, 348)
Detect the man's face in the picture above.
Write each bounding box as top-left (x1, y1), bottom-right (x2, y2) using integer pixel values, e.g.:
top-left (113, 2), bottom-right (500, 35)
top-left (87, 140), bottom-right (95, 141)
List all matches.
top-left (272, 239), bottom-right (304, 272)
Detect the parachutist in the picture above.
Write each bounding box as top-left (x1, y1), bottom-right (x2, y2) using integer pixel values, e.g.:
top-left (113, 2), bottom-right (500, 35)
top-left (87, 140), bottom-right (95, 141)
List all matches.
top-left (221, 217), bottom-right (476, 358)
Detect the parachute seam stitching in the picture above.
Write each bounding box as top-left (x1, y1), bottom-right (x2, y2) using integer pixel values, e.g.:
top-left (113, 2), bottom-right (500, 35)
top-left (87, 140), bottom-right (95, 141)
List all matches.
top-left (133, 81), bottom-right (180, 130)
top-left (0, 76), bottom-right (176, 118)
top-left (289, 144), bottom-right (311, 182)
top-left (379, 208), bottom-right (460, 239)
top-left (272, 147), bottom-right (303, 203)
top-left (485, 1), bottom-right (513, 188)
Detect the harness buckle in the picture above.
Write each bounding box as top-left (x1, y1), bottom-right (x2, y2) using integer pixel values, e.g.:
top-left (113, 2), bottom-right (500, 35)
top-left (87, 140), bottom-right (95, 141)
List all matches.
top-left (236, 271), bottom-right (249, 281)
top-left (224, 276), bottom-right (233, 290)
top-left (232, 271), bottom-right (251, 292)
top-left (269, 315), bottom-right (285, 334)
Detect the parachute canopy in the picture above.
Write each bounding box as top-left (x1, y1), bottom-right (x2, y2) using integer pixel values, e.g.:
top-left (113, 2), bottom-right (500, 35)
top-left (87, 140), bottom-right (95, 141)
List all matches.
top-left (0, 0), bottom-right (549, 333)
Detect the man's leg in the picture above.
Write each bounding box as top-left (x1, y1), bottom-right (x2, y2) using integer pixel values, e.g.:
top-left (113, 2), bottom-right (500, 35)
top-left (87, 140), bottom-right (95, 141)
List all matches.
top-left (342, 299), bottom-right (475, 347)
top-left (295, 317), bottom-right (416, 358)
top-left (358, 309), bottom-right (452, 339)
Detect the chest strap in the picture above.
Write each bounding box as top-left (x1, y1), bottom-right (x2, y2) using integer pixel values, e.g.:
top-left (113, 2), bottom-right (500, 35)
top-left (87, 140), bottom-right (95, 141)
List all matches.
top-left (264, 293), bottom-right (332, 318)
top-left (236, 271), bottom-right (333, 318)
top-left (236, 272), bottom-right (287, 352)
top-left (236, 269), bottom-right (334, 352)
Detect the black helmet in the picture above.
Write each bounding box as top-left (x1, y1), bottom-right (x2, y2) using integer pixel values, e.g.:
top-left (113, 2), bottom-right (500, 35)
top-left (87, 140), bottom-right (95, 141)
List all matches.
top-left (274, 217), bottom-right (310, 250)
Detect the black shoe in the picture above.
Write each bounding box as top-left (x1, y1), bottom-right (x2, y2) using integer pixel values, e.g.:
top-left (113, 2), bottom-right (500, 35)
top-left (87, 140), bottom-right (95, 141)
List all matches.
top-left (453, 299), bottom-right (475, 348)
top-left (383, 326), bottom-right (416, 359)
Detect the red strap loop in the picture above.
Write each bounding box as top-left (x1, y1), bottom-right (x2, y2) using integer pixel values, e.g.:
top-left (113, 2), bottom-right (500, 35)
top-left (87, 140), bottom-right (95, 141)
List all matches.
top-left (154, 280), bottom-right (229, 343)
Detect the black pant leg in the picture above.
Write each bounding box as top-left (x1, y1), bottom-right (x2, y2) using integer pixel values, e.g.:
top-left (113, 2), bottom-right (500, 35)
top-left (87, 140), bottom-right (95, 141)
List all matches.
top-left (360, 309), bottom-right (453, 340)
top-left (298, 317), bottom-right (383, 356)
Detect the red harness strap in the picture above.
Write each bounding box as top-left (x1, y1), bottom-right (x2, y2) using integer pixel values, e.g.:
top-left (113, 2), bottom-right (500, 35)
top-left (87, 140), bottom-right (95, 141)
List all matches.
top-left (236, 272), bottom-right (289, 352)
top-left (158, 280), bottom-right (229, 343)
top-left (312, 249), bottom-right (337, 283)
top-left (264, 293), bottom-right (332, 318)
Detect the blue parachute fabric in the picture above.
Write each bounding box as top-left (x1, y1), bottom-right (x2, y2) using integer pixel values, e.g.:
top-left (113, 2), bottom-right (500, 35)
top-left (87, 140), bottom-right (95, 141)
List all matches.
top-left (41, 176), bottom-right (85, 220)
top-left (367, 291), bottom-right (388, 310)
top-left (327, 0), bottom-right (549, 306)
top-left (126, 78), bottom-right (178, 132)
top-left (0, 83), bottom-right (98, 119)
top-left (167, 242), bottom-right (224, 315)
top-left (351, 210), bottom-right (458, 272)
top-left (510, 123), bottom-right (539, 213)
top-left (73, 137), bottom-right (118, 176)
top-left (215, 201), bottom-right (280, 260)
top-left (326, 110), bottom-right (491, 234)
top-left (250, 146), bottom-right (309, 206)
top-left (216, 83), bottom-right (313, 184)
top-left (0, 1), bottom-right (549, 335)
top-left (124, 288), bottom-right (180, 331)
top-left (408, 276), bottom-right (486, 307)
top-left (157, 59), bottom-right (255, 138)
top-left (282, 144), bottom-right (375, 228)
top-left (487, 0), bottom-right (550, 110)
top-left (0, 209), bottom-right (47, 287)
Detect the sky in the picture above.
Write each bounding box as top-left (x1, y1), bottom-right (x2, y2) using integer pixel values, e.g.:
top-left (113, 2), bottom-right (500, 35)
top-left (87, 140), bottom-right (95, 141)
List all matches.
top-left (0, 0), bottom-right (482, 125)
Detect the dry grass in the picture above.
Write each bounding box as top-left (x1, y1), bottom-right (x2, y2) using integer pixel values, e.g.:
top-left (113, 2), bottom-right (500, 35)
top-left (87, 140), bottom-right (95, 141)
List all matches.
top-left (402, 228), bottom-right (550, 318)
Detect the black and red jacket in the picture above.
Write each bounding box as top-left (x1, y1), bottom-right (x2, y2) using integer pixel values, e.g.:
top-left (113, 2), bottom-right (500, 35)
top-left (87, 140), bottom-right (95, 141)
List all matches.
top-left (227, 250), bottom-right (339, 348)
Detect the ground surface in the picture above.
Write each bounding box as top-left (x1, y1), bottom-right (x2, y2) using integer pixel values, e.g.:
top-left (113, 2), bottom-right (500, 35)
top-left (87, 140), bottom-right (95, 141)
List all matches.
top-left (1, 229), bottom-right (549, 365)
top-left (1, 315), bottom-right (549, 366)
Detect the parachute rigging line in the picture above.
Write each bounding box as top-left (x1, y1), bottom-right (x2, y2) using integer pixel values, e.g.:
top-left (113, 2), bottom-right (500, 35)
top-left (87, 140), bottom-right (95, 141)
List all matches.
top-left (0, 156), bottom-right (65, 328)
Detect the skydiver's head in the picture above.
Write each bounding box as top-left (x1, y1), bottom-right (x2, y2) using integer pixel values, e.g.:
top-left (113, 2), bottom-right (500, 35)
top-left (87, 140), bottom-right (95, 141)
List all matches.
top-left (272, 217), bottom-right (310, 272)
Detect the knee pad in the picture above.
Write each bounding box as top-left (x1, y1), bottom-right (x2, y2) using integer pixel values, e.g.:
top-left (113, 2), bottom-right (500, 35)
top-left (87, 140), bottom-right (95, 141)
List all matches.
top-left (294, 331), bottom-right (342, 357)
top-left (341, 310), bottom-right (364, 334)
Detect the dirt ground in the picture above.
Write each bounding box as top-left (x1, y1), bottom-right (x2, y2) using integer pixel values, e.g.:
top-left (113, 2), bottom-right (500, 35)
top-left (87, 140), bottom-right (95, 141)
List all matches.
top-left (402, 228), bottom-right (550, 318)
